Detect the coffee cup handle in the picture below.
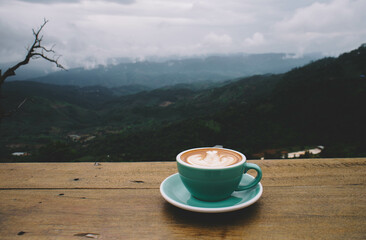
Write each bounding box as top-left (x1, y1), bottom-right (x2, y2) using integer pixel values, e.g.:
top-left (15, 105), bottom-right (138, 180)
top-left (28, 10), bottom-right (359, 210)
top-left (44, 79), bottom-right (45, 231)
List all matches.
top-left (235, 163), bottom-right (262, 191)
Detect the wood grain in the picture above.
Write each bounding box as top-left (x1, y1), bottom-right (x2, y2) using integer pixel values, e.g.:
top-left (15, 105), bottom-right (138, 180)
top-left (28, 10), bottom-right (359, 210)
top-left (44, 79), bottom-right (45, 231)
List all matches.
top-left (0, 158), bottom-right (365, 239)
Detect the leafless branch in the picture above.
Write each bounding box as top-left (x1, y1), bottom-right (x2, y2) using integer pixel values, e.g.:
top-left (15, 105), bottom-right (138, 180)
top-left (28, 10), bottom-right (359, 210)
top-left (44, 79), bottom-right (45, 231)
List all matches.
top-left (0, 18), bottom-right (66, 87)
top-left (0, 19), bottom-right (66, 119)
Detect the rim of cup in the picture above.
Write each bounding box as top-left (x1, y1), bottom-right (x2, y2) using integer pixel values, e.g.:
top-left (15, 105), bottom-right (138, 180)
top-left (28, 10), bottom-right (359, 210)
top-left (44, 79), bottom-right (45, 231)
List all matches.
top-left (176, 147), bottom-right (247, 169)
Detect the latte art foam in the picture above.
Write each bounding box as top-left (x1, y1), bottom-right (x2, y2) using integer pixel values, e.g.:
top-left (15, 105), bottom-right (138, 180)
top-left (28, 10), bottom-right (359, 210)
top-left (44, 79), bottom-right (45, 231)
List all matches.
top-left (181, 148), bottom-right (242, 167)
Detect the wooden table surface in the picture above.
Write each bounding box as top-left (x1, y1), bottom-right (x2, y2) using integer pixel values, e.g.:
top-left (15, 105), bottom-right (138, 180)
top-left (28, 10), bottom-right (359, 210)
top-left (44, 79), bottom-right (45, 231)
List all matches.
top-left (0, 158), bottom-right (365, 239)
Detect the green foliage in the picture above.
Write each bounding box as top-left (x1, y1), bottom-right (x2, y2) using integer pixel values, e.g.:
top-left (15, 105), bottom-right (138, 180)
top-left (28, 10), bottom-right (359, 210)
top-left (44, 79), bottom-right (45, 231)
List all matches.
top-left (202, 120), bottom-right (221, 133)
top-left (36, 141), bottom-right (80, 162)
top-left (1, 45), bottom-right (365, 161)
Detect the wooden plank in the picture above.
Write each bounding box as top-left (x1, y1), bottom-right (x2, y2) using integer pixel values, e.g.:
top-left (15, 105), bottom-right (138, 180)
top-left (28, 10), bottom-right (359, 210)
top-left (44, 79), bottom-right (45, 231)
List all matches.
top-left (0, 158), bottom-right (365, 189)
top-left (0, 186), bottom-right (365, 240)
top-left (0, 162), bottom-right (177, 189)
top-left (0, 159), bottom-right (365, 239)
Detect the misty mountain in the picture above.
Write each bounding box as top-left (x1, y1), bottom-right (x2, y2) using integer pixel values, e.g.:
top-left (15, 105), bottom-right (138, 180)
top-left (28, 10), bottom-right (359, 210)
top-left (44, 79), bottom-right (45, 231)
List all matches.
top-left (10, 53), bottom-right (321, 89)
top-left (2, 81), bottom-right (151, 110)
top-left (0, 60), bottom-right (57, 80)
top-left (1, 46), bottom-right (364, 162)
top-left (91, 45), bottom-right (365, 160)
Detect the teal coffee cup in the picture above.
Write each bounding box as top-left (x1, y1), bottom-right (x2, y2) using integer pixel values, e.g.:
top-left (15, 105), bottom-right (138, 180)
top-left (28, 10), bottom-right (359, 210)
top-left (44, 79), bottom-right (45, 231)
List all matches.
top-left (176, 147), bottom-right (262, 201)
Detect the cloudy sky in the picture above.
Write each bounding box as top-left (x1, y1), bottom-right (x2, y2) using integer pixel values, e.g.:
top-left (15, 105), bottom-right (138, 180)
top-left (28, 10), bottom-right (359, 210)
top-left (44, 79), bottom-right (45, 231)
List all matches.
top-left (0, 0), bottom-right (365, 69)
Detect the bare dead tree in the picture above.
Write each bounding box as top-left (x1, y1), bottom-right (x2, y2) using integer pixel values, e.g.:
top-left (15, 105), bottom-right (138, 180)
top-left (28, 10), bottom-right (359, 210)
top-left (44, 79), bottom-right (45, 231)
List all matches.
top-left (0, 18), bottom-right (66, 118)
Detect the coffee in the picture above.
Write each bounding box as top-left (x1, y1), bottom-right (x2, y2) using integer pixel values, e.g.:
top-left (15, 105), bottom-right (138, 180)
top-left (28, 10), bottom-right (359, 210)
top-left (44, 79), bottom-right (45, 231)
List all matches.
top-left (180, 148), bottom-right (242, 167)
top-left (176, 147), bottom-right (262, 201)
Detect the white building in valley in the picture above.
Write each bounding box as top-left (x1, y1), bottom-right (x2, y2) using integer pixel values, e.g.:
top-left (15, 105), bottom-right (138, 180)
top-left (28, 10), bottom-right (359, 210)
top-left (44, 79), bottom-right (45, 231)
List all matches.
top-left (287, 146), bottom-right (324, 158)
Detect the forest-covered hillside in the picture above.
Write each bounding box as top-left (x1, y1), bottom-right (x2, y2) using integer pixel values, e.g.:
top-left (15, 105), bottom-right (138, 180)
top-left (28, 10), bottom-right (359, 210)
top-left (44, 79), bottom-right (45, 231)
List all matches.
top-left (0, 45), bottom-right (365, 162)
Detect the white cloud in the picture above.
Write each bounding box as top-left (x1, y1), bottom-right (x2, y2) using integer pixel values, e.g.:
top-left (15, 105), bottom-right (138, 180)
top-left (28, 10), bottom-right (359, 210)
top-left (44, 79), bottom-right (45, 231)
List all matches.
top-left (203, 33), bottom-right (232, 46)
top-left (0, 0), bottom-right (365, 69)
top-left (275, 0), bottom-right (353, 33)
top-left (273, 0), bottom-right (366, 54)
top-left (243, 32), bottom-right (265, 47)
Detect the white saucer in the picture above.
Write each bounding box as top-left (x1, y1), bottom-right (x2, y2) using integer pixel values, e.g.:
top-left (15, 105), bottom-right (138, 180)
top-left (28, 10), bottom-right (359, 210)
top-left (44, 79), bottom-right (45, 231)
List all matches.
top-left (160, 173), bottom-right (263, 213)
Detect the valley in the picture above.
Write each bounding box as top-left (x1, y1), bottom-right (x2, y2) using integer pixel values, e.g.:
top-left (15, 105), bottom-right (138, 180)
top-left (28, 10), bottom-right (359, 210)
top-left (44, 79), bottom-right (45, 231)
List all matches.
top-left (0, 46), bottom-right (365, 162)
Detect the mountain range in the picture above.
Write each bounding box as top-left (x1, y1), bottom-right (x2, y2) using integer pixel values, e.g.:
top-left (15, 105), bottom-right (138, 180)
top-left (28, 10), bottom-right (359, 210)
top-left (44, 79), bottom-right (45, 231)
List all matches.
top-left (7, 52), bottom-right (321, 89)
top-left (0, 46), bottom-right (365, 162)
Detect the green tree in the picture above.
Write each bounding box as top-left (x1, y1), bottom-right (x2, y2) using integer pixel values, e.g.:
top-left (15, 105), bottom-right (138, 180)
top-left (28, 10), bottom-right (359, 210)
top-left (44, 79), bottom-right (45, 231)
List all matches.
top-left (37, 141), bottom-right (78, 162)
